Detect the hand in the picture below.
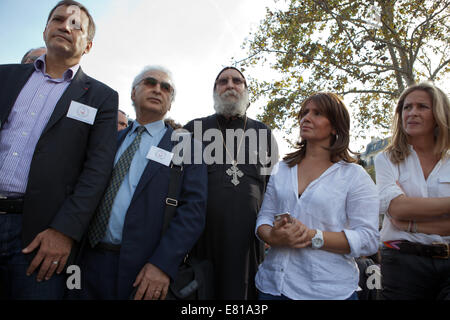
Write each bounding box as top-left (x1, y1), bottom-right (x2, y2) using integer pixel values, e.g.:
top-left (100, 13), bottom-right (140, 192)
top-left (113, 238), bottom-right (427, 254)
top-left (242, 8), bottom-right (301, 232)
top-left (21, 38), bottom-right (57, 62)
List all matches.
top-left (22, 228), bottom-right (74, 282)
top-left (270, 217), bottom-right (312, 248)
top-left (132, 263), bottom-right (170, 300)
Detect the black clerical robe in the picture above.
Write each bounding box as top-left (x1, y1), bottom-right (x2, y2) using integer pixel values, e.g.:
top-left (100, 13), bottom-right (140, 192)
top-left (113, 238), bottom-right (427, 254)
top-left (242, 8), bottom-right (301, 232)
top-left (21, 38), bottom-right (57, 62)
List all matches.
top-left (185, 114), bottom-right (277, 300)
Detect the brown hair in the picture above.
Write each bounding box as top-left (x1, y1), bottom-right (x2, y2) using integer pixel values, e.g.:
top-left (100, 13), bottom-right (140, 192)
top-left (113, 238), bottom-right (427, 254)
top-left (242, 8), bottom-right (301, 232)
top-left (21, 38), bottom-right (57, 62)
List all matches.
top-left (284, 92), bottom-right (356, 167)
top-left (386, 82), bottom-right (450, 164)
top-left (47, 0), bottom-right (96, 42)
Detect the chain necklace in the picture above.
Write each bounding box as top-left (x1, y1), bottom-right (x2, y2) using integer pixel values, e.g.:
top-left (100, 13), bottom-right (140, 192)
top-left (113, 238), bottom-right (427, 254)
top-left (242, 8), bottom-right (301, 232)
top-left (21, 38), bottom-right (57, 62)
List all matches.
top-left (216, 115), bottom-right (248, 186)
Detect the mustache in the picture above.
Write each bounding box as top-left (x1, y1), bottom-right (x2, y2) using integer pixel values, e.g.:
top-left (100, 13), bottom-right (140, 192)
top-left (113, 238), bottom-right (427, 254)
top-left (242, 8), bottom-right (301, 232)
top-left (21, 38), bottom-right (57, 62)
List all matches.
top-left (213, 89), bottom-right (249, 117)
top-left (220, 89), bottom-right (240, 99)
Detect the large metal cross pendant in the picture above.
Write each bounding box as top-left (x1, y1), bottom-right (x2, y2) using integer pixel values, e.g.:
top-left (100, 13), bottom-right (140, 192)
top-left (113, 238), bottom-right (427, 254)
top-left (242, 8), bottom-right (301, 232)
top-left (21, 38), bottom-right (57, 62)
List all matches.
top-left (226, 161), bottom-right (244, 186)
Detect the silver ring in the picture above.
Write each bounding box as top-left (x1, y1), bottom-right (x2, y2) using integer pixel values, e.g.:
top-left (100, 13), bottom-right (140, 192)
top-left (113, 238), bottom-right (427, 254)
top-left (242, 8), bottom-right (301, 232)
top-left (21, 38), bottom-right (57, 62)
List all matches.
top-left (53, 261), bottom-right (59, 265)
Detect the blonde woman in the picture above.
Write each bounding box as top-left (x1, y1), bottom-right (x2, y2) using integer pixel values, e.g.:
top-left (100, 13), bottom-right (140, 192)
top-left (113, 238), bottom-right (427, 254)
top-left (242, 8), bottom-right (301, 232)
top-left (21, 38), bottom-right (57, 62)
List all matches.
top-left (375, 82), bottom-right (450, 299)
top-left (255, 92), bottom-right (379, 300)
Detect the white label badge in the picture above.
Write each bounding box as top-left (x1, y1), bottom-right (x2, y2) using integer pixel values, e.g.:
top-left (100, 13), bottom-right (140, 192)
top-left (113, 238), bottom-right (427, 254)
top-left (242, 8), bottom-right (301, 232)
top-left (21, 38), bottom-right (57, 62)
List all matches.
top-left (67, 101), bottom-right (97, 125)
top-left (146, 146), bottom-right (173, 167)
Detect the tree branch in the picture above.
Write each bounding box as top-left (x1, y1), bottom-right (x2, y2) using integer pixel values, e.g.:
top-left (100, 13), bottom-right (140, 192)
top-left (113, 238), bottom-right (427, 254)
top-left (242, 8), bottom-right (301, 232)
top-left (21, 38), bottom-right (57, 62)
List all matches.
top-left (430, 58), bottom-right (450, 80)
top-left (340, 89), bottom-right (397, 96)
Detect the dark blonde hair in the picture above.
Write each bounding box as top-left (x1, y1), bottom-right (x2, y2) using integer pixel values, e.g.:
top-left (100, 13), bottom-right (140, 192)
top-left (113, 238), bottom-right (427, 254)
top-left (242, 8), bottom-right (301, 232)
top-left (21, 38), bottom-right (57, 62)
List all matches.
top-left (386, 82), bottom-right (450, 164)
top-left (284, 92), bottom-right (356, 167)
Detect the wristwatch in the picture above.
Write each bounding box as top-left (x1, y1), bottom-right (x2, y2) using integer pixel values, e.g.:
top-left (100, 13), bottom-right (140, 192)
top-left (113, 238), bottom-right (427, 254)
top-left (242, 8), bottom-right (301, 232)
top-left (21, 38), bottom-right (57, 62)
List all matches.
top-left (311, 229), bottom-right (324, 249)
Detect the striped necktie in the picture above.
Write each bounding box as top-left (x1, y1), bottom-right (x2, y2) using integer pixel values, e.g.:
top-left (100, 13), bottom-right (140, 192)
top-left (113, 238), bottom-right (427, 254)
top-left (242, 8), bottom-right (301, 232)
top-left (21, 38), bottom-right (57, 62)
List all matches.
top-left (87, 126), bottom-right (146, 247)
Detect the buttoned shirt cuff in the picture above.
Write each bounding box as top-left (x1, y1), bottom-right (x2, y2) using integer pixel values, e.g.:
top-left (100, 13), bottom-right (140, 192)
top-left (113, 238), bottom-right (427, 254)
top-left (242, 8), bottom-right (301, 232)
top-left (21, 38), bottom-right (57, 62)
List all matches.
top-left (379, 185), bottom-right (404, 217)
top-left (255, 216), bottom-right (274, 242)
top-left (342, 229), bottom-right (361, 258)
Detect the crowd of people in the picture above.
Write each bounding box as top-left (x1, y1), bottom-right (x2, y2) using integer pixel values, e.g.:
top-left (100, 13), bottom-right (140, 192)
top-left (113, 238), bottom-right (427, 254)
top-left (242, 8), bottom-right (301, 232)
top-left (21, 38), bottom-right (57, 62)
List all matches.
top-left (0, 0), bottom-right (449, 300)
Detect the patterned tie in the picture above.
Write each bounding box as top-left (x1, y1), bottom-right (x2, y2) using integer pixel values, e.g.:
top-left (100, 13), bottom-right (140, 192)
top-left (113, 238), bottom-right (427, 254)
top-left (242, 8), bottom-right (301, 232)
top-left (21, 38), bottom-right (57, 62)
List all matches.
top-left (87, 126), bottom-right (146, 247)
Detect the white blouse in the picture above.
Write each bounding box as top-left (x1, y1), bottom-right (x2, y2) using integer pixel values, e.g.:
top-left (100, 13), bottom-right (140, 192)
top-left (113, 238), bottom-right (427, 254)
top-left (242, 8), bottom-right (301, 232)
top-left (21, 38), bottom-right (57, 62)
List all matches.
top-left (374, 147), bottom-right (450, 244)
top-left (255, 160), bottom-right (379, 300)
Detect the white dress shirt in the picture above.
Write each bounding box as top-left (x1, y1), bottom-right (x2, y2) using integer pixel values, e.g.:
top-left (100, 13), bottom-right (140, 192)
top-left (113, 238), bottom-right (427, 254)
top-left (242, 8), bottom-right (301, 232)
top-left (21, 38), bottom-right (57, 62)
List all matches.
top-left (375, 147), bottom-right (450, 245)
top-left (255, 160), bottom-right (380, 300)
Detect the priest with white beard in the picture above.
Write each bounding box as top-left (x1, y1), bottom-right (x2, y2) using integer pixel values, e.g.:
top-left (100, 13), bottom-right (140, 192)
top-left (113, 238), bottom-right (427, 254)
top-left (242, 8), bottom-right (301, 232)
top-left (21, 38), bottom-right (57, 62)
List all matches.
top-left (184, 67), bottom-right (278, 300)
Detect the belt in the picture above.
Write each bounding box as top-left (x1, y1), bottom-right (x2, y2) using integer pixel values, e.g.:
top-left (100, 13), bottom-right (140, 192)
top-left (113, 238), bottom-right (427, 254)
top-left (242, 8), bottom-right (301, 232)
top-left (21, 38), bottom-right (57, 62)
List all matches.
top-left (95, 242), bottom-right (121, 252)
top-left (384, 240), bottom-right (449, 259)
top-left (0, 197), bottom-right (24, 214)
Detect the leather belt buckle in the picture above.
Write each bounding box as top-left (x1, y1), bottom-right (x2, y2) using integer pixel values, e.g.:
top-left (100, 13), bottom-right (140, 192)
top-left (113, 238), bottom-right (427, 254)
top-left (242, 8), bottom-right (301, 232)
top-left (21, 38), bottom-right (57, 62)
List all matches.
top-left (432, 242), bottom-right (449, 259)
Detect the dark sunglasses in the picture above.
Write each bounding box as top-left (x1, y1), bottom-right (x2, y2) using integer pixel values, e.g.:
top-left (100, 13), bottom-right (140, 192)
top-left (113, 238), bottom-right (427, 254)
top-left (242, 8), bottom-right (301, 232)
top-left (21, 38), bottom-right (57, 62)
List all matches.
top-left (216, 77), bottom-right (245, 86)
top-left (139, 77), bottom-right (174, 94)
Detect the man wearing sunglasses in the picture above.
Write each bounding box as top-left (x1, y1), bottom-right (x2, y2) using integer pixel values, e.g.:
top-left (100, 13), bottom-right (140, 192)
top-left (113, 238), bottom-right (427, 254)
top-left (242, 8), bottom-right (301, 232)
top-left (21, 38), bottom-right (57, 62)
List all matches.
top-left (184, 67), bottom-right (278, 300)
top-left (73, 65), bottom-right (207, 300)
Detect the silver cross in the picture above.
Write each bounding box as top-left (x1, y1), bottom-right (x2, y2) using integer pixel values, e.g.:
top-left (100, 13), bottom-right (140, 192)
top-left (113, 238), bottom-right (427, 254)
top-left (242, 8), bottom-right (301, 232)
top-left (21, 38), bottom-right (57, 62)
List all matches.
top-left (226, 161), bottom-right (244, 186)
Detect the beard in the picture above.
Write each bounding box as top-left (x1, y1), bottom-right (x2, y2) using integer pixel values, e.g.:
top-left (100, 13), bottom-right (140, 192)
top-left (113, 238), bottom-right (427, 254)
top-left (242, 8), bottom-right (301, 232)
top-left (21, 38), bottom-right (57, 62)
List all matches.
top-left (213, 89), bottom-right (249, 118)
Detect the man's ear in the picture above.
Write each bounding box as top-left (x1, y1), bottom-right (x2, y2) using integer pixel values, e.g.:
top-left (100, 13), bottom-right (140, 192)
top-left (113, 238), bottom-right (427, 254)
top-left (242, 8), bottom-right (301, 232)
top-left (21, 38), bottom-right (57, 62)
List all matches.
top-left (83, 41), bottom-right (93, 55)
top-left (43, 28), bottom-right (48, 44)
top-left (131, 88), bottom-right (136, 103)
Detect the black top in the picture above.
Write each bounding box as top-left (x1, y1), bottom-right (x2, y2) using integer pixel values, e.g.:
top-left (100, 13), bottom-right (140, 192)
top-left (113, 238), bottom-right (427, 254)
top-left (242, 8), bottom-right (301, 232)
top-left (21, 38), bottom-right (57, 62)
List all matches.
top-left (184, 114), bottom-right (277, 299)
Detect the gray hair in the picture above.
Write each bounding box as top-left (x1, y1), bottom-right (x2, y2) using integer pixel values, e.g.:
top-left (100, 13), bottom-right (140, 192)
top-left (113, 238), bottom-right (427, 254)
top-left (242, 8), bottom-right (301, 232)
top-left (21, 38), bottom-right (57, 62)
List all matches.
top-left (213, 89), bottom-right (249, 118)
top-left (131, 65), bottom-right (176, 102)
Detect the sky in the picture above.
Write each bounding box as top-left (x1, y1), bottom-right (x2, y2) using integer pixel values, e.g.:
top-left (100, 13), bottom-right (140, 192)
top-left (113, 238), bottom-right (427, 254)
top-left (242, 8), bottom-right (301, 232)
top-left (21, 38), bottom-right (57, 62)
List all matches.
top-left (3, 0), bottom-right (436, 156)
top-left (0, 0), bottom-right (303, 156)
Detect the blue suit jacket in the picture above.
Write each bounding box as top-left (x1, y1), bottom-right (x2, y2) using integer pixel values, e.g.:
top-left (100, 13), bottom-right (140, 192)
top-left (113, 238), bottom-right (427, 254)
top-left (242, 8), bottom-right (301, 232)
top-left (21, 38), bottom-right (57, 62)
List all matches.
top-left (115, 125), bottom-right (207, 298)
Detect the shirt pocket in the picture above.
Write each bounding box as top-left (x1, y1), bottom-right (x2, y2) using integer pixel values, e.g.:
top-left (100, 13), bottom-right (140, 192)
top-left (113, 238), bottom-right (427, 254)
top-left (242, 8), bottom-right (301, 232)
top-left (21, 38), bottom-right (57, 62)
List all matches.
top-left (437, 174), bottom-right (450, 197)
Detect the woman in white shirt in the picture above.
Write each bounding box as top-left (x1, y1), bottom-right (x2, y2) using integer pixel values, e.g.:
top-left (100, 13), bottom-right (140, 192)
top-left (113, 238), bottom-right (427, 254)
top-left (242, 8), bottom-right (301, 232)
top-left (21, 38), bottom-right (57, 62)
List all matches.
top-left (255, 92), bottom-right (380, 300)
top-left (374, 82), bottom-right (450, 300)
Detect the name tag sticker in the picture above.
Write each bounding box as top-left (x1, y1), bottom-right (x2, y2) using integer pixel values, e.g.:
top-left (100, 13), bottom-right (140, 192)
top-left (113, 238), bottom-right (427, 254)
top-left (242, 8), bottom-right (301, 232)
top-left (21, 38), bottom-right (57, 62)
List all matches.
top-left (67, 101), bottom-right (97, 125)
top-left (146, 146), bottom-right (173, 167)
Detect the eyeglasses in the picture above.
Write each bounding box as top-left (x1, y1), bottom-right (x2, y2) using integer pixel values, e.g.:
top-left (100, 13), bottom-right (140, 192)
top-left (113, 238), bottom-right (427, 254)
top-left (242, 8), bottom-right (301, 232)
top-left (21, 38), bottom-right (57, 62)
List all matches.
top-left (216, 77), bottom-right (245, 86)
top-left (138, 77), bottom-right (174, 94)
